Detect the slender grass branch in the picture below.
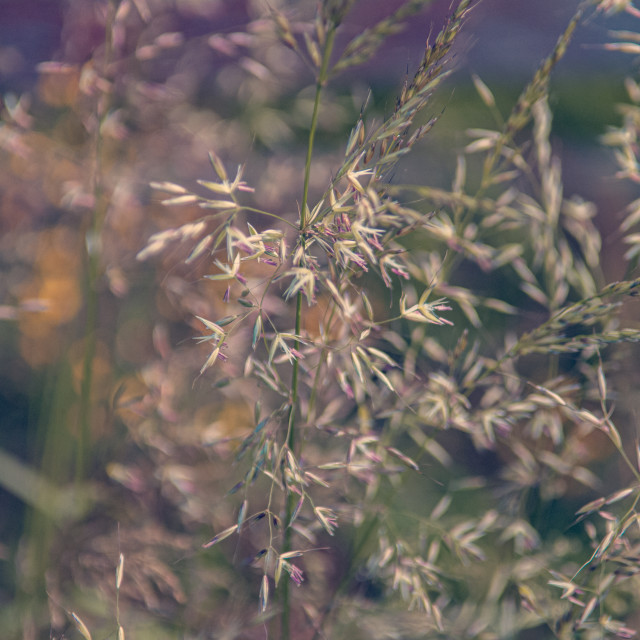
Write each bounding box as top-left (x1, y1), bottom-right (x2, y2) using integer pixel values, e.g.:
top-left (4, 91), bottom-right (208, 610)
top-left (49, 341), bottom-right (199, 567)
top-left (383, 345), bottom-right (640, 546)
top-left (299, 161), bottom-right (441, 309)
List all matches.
top-left (77, 0), bottom-right (117, 482)
top-left (301, 28), bottom-right (337, 231)
top-left (281, 20), bottom-right (338, 640)
top-left (77, 231), bottom-right (99, 482)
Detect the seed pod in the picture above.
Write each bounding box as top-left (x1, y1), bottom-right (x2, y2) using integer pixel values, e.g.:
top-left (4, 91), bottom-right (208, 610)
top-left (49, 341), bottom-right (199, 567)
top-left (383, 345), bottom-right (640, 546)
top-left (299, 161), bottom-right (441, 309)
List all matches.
top-left (363, 143), bottom-right (375, 165)
top-left (357, 119), bottom-right (365, 146)
top-left (273, 11), bottom-right (297, 50)
top-left (304, 32), bottom-right (321, 67)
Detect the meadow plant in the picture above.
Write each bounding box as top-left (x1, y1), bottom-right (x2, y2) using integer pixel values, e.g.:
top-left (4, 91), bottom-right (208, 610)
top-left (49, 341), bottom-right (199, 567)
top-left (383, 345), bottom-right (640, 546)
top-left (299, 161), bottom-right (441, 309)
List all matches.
top-left (3, 0), bottom-right (640, 638)
top-left (133, 0), bottom-right (640, 637)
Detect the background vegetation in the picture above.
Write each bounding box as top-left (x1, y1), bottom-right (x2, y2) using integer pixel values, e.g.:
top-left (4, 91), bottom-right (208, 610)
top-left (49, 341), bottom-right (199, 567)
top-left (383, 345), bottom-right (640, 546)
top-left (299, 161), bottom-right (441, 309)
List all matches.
top-left (1, 1), bottom-right (640, 639)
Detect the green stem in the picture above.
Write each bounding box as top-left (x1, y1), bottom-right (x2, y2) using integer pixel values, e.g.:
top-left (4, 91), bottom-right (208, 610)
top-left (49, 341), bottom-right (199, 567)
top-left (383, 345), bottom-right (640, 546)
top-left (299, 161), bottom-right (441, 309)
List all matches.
top-left (300, 27), bottom-right (336, 230)
top-left (77, 236), bottom-right (99, 482)
top-left (241, 206), bottom-right (299, 227)
top-left (281, 22), bottom-right (337, 640)
top-left (281, 294), bottom-right (301, 639)
top-left (76, 0), bottom-right (116, 481)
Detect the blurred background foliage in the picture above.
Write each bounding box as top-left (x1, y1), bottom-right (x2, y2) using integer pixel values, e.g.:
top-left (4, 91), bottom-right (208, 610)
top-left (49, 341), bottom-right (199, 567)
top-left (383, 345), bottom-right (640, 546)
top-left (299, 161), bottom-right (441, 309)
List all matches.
top-left (0, 0), bottom-right (639, 638)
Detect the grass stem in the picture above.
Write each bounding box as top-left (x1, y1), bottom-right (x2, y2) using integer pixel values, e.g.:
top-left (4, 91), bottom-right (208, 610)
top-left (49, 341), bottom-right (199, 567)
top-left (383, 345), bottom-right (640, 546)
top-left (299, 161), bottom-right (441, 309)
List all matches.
top-left (281, 21), bottom-right (338, 640)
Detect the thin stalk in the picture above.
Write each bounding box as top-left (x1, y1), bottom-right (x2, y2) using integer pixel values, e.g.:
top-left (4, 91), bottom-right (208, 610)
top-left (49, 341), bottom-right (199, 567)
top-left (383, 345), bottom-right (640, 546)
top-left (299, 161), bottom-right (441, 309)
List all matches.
top-left (281, 293), bottom-right (302, 639)
top-left (77, 229), bottom-right (99, 482)
top-left (479, 4), bottom-right (584, 190)
top-left (301, 27), bottom-right (336, 230)
top-left (76, 0), bottom-right (116, 482)
top-left (281, 22), bottom-right (338, 640)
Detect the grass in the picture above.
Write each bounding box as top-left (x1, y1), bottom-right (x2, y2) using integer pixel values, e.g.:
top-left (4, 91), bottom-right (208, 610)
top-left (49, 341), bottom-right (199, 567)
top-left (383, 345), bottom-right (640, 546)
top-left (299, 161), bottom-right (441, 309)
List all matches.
top-left (2, 0), bottom-right (640, 638)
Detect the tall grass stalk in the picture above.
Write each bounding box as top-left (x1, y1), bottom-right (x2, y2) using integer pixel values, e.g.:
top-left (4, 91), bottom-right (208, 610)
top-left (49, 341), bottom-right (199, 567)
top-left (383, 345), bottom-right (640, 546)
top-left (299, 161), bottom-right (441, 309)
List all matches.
top-left (282, 18), bottom-right (338, 637)
top-left (77, 0), bottom-right (118, 481)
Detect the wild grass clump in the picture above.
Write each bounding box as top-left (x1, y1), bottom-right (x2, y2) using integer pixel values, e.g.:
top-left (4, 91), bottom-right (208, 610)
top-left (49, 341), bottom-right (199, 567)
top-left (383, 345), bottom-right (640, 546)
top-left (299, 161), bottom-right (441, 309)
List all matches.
top-left (133, 0), bottom-right (640, 637)
top-left (3, 0), bottom-right (640, 638)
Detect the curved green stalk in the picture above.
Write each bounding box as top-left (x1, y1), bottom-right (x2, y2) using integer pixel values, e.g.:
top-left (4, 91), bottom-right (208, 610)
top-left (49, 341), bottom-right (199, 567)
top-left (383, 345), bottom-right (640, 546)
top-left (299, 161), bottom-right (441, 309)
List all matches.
top-left (76, 0), bottom-right (117, 482)
top-left (300, 27), bottom-right (337, 231)
top-left (281, 22), bottom-right (338, 640)
top-left (77, 224), bottom-right (99, 482)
